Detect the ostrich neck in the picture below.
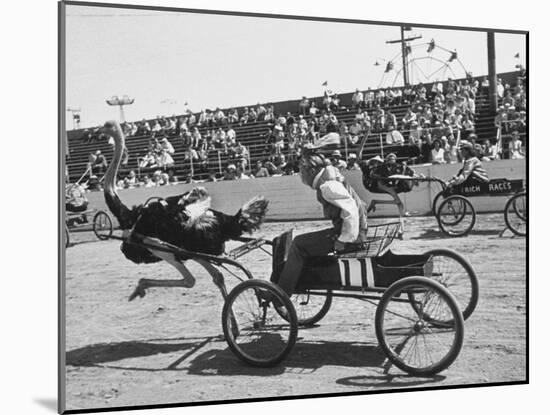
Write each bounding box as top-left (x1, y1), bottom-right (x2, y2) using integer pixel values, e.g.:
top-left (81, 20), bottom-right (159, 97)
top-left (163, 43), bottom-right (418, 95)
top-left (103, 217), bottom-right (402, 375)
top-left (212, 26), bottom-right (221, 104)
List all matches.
top-left (104, 122), bottom-right (125, 197)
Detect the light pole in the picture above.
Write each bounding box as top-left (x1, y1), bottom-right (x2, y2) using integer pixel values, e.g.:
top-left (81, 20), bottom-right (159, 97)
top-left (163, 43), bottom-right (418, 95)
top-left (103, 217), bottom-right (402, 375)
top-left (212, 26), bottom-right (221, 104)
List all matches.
top-left (67, 107), bottom-right (81, 130)
top-left (106, 95), bottom-right (135, 123)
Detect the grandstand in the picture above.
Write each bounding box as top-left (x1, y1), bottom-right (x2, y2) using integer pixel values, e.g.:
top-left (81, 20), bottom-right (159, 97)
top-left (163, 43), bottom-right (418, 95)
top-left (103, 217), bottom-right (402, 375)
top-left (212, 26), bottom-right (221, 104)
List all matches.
top-left (65, 70), bottom-right (525, 184)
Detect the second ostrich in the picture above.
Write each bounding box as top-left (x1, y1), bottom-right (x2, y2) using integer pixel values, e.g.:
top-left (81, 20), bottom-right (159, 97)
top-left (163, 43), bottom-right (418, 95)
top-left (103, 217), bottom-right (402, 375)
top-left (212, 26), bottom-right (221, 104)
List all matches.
top-left (100, 120), bottom-right (268, 300)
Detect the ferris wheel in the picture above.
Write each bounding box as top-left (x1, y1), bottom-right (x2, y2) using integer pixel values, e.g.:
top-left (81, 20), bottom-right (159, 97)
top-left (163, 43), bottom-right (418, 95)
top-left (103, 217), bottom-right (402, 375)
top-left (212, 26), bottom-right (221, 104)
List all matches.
top-left (375, 36), bottom-right (470, 88)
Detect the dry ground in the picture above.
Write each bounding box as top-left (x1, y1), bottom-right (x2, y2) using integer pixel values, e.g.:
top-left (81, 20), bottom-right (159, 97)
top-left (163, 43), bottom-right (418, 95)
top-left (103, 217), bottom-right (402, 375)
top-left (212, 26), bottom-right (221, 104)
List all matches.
top-left (64, 214), bottom-right (526, 411)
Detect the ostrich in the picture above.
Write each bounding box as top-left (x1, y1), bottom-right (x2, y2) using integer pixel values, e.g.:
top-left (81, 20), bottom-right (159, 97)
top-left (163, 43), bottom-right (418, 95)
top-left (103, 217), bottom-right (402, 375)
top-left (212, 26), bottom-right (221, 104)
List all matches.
top-left (357, 132), bottom-right (419, 237)
top-left (100, 121), bottom-right (268, 301)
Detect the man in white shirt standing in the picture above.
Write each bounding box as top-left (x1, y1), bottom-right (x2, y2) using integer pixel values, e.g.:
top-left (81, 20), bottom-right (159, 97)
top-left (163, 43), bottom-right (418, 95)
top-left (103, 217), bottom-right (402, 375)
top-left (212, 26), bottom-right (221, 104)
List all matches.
top-left (352, 88), bottom-right (364, 109)
top-left (271, 134), bottom-right (368, 296)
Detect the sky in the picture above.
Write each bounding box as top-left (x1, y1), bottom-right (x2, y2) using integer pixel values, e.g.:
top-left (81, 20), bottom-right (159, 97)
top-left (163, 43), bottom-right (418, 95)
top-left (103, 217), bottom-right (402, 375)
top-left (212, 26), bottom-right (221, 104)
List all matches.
top-left (64, 5), bottom-right (527, 129)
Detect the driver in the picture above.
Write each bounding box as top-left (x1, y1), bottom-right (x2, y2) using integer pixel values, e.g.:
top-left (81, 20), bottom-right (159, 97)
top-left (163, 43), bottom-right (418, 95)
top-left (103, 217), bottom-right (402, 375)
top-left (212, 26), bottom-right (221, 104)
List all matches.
top-left (66, 184), bottom-right (89, 225)
top-left (270, 133), bottom-right (368, 297)
top-left (447, 140), bottom-right (489, 187)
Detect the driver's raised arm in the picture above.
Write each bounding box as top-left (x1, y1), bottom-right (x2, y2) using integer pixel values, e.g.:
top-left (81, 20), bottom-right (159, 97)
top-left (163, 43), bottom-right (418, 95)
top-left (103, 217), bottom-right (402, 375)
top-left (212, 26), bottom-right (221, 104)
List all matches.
top-left (319, 181), bottom-right (359, 243)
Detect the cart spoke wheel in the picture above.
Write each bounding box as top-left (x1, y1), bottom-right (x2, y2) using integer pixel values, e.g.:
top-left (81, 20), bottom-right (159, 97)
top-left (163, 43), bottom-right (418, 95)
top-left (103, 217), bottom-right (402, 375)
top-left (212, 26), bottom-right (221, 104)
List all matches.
top-left (276, 290), bottom-right (333, 326)
top-left (420, 249), bottom-right (479, 321)
top-left (376, 277), bottom-right (464, 376)
top-left (504, 192), bottom-right (526, 237)
top-left (222, 280), bottom-right (297, 367)
top-left (436, 195), bottom-right (476, 237)
top-left (93, 211), bottom-right (113, 240)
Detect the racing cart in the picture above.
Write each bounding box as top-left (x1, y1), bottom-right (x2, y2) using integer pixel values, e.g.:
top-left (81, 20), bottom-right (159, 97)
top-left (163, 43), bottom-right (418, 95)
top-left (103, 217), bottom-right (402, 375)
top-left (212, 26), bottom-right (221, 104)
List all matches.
top-left (426, 176), bottom-right (526, 237)
top-left (65, 208), bottom-right (113, 247)
top-left (382, 174), bottom-right (526, 237)
top-left (221, 222), bottom-right (479, 376)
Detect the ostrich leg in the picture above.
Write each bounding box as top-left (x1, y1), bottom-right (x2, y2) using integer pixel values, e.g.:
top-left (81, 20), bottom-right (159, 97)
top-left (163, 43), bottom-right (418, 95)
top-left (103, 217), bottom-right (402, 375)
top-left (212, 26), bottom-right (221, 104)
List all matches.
top-left (128, 247), bottom-right (196, 301)
top-left (196, 259), bottom-right (239, 338)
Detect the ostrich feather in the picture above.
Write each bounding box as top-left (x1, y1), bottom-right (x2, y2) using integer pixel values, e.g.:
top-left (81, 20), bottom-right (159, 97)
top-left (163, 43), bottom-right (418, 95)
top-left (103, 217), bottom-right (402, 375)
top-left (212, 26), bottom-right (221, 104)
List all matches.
top-left (238, 196), bottom-right (269, 233)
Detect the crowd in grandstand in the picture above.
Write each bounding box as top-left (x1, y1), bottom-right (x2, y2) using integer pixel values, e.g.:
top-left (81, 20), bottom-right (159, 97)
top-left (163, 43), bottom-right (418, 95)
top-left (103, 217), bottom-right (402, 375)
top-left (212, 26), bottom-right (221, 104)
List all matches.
top-left (72, 72), bottom-right (526, 189)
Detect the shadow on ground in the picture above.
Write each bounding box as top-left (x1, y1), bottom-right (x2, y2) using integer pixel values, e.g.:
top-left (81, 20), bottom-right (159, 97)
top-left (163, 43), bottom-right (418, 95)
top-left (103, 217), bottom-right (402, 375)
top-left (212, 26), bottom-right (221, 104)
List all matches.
top-left (67, 337), bottom-right (389, 377)
top-left (336, 374), bottom-right (445, 389)
top-left (409, 228), bottom-right (504, 240)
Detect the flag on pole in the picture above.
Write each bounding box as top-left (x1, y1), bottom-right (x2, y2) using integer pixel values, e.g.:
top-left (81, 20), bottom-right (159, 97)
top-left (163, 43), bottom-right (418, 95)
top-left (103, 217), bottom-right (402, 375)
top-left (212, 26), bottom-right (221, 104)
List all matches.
top-left (322, 81), bottom-right (328, 86)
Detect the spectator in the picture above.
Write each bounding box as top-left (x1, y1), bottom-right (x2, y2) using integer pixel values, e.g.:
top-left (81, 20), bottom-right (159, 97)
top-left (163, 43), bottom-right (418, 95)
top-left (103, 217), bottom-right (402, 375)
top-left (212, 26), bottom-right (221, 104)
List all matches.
top-left (430, 139), bottom-right (445, 164)
top-left (223, 164), bottom-right (238, 180)
top-left (197, 110), bottom-right (207, 127)
top-left (152, 170), bottom-right (169, 186)
top-left (89, 150), bottom-right (107, 176)
top-left (232, 142), bottom-right (249, 171)
top-left (143, 175), bottom-right (155, 188)
top-left (322, 90), bottom-right (333, 111)
top-left (248, 107), bottom-right (258, 122)
top-left (158, 137), bottom-right (175, 168)
top-left (347, 119), bottom-right (363, 145)
top-left (376, 88), bottom-right (386, 106)
top-left (256, 103), bottom-right (267, 121)
top-left (508, 131), bottom-right (524, 159)
top-left (226, 127), bottom-right (237, 147)
top-left (386, 126), bottom-right (405, 145)
top-left (481, 138), bottom-right (500, 161)
top-left (503, 90), bottom-right (515, 107)
top-left (299, 97), bottom-right (310, 115)
top-left (352, 89), bottom-right (364, 109)
top-left (330, 150), bottom-right (347, 171)
top-left (240, 107), bottom-right (250, 125)
top-left (236, 168), bottom-right (250, 180)
top-left (346, 153), bottom-right (361, 170)
top-left (331, 94), bottom-right (341, 111)
top-left (402, 108), bottom-right (417, 129)
top-left (139, 150), bottom-right (159, 169)
top-left (252, 161), bottom-right (270, 178)
top-left (151, 119), bottom-right (162, 134)
top-left (263, 106), bottom-right (274, 123)
top-left (365, 88), bottom-right (375, 108)
top-left (166, 168), bottom-right (179, 184)
top-left (187, 110), bottom-right (197, 127)
top-left (497, 78), bottom-right (505, 98)
top-left (309, 101), bottom-right (318, 116)
top-left (123, 170), bottom-right (138, 188)
top-left (263, 158), bottom-right (278, 175)
top-left (227, 108), bottom-right (239, 124)
top-left (214, 108), bottom-right (226, 125)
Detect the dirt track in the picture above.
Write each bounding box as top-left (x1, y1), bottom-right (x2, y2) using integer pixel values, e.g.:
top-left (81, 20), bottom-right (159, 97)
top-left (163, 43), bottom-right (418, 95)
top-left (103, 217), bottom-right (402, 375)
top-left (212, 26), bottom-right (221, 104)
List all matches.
top-left (64, 214), bottom-right (526, 411)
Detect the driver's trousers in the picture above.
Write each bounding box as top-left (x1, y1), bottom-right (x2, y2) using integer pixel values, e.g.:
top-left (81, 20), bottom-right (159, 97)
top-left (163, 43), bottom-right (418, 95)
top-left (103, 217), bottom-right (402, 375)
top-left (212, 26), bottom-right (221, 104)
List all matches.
top-left (270, 228), bottom-right (336, 296)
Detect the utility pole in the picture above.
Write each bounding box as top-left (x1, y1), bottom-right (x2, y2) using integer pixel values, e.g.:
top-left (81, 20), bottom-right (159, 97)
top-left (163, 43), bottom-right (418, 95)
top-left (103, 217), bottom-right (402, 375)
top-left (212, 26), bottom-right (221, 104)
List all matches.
top-left (386, 26), bottom-right (422, 86)
top-left (487, 32), bottom-right (498, 114)
top-left (106, 95), bottom-right (135, 123)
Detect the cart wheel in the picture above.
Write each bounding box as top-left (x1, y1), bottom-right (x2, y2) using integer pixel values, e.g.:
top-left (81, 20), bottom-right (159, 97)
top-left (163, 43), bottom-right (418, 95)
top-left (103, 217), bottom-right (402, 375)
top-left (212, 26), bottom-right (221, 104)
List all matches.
top-left (420, 249), bottom-right (479, 321)
top-left (431, 191), bottom-right (446, 216)
top-left (65, 225), bottom-right (70, 248)
top-left (375, 277), bottom-right (464, 376)
top-left (93, 211), bottom-right (113, 240)
top-left (436, 195), bottom-right (476, 237)
top-left (504, 192), bottom-right (526, 237)
top-left (222, 279), bottom-right (298, 367)
top-left (275, 290), bottom-right (333, 326)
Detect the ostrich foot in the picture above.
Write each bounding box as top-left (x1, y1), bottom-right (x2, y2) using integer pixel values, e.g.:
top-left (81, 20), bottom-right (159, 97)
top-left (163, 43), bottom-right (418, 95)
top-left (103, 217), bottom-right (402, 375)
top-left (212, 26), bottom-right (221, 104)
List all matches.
top-left (128, 284), bottom-right (146, 301)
